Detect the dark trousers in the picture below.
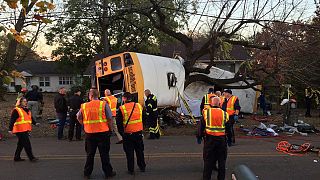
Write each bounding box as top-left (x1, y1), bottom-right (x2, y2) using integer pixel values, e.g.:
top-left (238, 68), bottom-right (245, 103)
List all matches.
top-left (57, 112), bottom-right (67, 139)
top-left (14, 132), bottom-right (35, 160)
top-left (305, 103), bottom-right (311, 116)
top-left (123, 132), bottom-right (146, 172)
top-left (203, 135), bottom-right (227, 180)
top-left (68, 112), bottom-right (81, 140)
top-left (226, 116), bottom-right (235, 146)
top-left (84, 132), bottom-right (113, 176)
top-left (147, 115), bottom-right (160, 139)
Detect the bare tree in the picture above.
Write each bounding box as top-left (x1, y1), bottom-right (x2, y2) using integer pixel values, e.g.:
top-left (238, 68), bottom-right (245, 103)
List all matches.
top-left (122, 0), bottom-right (310, 90)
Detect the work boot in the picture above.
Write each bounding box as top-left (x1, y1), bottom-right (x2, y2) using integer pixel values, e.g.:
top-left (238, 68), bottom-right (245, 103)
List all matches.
top-left (30, 157), bottom-right (39, 162)
top-left (127, 171), bottom-right (135, 175)
top-left (105, 171), bottom-right (116, 178)
top-left (14, 158), bottom-right (25, 162)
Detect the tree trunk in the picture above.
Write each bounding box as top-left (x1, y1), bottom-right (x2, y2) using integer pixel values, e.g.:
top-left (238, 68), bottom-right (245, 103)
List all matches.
top-left (2, 1), bottom-right (37, 71)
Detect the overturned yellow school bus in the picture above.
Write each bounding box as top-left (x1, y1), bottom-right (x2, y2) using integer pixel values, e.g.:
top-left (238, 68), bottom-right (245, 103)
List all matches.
top-left (91, 52), bottom-right (185, 107)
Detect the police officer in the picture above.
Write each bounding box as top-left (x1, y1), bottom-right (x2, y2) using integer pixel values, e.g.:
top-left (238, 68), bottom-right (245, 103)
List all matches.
top-left (116, 92), bottom-right (146, 175)
top-left (68, 89), bottom-right (84, 141)
top-left (200, 87), bottom-right (216, 113)
top-left (144, 89), bottom-right (160, 139)
top-left (221, 89), bottom-right (240, 146)
top-left (104, 89), bottom-right (123, 144)
top-left (197, 96), bottom-right (229, 180)
top-left (77, 89), bottom-right (116, 179)
top-left (8, 97), bottom-right (39, 162)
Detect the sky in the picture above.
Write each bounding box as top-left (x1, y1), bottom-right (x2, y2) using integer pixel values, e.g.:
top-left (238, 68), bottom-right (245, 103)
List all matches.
top-left (0, 0), bottom-right (318, 58)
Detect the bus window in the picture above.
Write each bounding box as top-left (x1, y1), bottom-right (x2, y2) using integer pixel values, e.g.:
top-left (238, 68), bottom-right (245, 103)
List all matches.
top-left (110, 57), bottom-right (122, 71)
top-left (124, 53), bottom-right (134, 67)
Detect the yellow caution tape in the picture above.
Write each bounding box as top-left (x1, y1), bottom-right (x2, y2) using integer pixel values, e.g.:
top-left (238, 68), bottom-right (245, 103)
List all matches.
top-left (177, 91), bottom-right (196, 124)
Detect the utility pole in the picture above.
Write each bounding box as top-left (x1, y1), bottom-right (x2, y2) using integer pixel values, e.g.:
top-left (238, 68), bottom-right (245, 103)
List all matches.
top-left (102, 0), bottom-right (110, 56)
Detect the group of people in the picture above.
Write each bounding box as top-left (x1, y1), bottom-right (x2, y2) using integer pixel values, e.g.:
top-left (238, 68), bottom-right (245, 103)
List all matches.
top-left (9, 87), bottom-right (160, 179)
top-left (198, 87), bottom-right (241, 180)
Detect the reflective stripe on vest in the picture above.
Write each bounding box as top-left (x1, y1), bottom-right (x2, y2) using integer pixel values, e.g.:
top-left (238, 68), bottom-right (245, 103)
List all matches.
top-left (81, 100), bottom-right (109, 133)
top-left (105, 96), bottom-right (117, 116)
top-left (204, 108), bottom-right (227, 136)
top-left (120, 102), bottom-right (143, 133)
top-left (204, 93), bottom-right (216, 105)
top-left (82, 101), bottom-right (107, 124)
top-left (226, 96), bottom-right (237, 115)
top-left (13, 107), bottom-right (32, 133)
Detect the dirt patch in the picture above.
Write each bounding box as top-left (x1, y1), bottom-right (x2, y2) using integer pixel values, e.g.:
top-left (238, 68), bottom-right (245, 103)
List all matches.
top-left (0, 93), bottom-right (57, 138)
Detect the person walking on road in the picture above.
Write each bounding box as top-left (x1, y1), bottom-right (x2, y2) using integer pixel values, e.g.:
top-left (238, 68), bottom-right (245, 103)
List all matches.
top-left (197, 96), bottom-right (229, 180)
top-left (54, 87), bottom-right (68, 140)
top-left (144, 89), bottom-right (160, 139)
top-left (8, 97), bottom-right (39, 162)
top-left (68, 89), bottom-right (84, 141)
top-left (221, 89), bottom-right (240, 146)
top-left (77, 89), bottom-right (116, 179)
top-left (104, 89), bottom-right (123, 144)
top-left (117, 92), bottom-right (146, 175)
top-left (25, 85), bottom-right (43, 121)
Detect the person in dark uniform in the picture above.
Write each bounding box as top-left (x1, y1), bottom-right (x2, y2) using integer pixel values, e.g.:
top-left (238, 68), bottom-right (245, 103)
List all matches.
top-left (144, 89), bottom-right (160, 139)
top-left (8, 97), bottom-right (39, 162)
top-left (68, 89), bottom-right (84, 141)
top-left (54, 87), bottom-right (68, 140)
top-left (197, 96), bottom-right (229, 180)
top-left (77, 89), bottom-right (116, 179)
top-left (117, 92), bottom-right (146, 175)
top-left (305, 88), bottom-right (313, 117)
top-left (200, 87), bottom-right (216, 113)
top-left (221, 89), bottom-right (240, 146)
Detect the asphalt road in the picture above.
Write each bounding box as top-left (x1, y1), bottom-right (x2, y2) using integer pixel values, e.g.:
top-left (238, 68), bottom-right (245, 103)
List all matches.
top-left (0, 135), bottom-right (319, 180)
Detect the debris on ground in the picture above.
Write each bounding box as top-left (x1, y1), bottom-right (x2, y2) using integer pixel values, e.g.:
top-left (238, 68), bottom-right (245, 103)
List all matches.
top-left (276, 141), bottom-right (320, 156)
top-left (241, 123), bottom-right (279, 137)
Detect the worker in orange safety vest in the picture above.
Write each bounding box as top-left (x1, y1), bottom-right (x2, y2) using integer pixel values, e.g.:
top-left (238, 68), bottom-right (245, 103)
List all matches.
top-left (116, 92), bottom-right (146, 175)
top-left (8, 97), bottom-right (39, 162)
top-left (200, 87), bottom-right (216, 113)
top-left (197, 96), bottom-right (229, 180)
top-left (104, 89), bottom-right (123, 144)
top-left (77, 89), bottom-right (116, 179)
top-left (221, 89), bottom-right (241, 147)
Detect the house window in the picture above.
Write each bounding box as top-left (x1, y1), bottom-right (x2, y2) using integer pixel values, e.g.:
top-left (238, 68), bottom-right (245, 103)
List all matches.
top-left (10, 81), bottom-right (15, 87)
top-left (59, 77), bottom-right (73, 85)
top-left (39, 77), bottom-right (50, 87)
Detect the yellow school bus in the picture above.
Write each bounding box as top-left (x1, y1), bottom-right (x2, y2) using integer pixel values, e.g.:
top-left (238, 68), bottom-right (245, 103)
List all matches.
top-left (92, 52), bottom-right (185, 107)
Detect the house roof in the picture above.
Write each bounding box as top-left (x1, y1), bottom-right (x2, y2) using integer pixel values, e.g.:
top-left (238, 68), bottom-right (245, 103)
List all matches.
top-left (160, 41), bottom-right (251, 61)
top-left (17, 61), bottom-right (74, 75)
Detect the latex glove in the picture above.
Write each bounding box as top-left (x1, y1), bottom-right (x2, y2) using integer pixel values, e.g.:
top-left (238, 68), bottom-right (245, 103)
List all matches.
top-left (197, 137), bottom-right (202, 144)
top-left (35, 123), bottom-right (40, 126)
top-left (234, 115), bottom-right (239, 122)
top-left (8, 131), bottom-right (13, 135)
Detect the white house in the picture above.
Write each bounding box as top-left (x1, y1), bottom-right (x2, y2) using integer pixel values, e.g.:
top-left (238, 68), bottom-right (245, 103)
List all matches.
top-left (8, 61), bottom-right (79, 92)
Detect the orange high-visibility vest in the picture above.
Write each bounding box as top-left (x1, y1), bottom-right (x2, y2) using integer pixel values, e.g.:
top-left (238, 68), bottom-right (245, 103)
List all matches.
top-left (203, 93), bottom-right (216, 109)
top-left (226, 96), bottom-right (238, 116)
top-left (104, 96), bottom-right (117, 116)
top-left (203, 107), bottom-right (229, 136)
top-left (81, 100), bottom-right (109, 133)
top-left (120, 102), bottom-right (143, 133)
top-left (13, 107), bottom-right (32, 133)
top-left (219, 96), bottom-right (225, 107)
